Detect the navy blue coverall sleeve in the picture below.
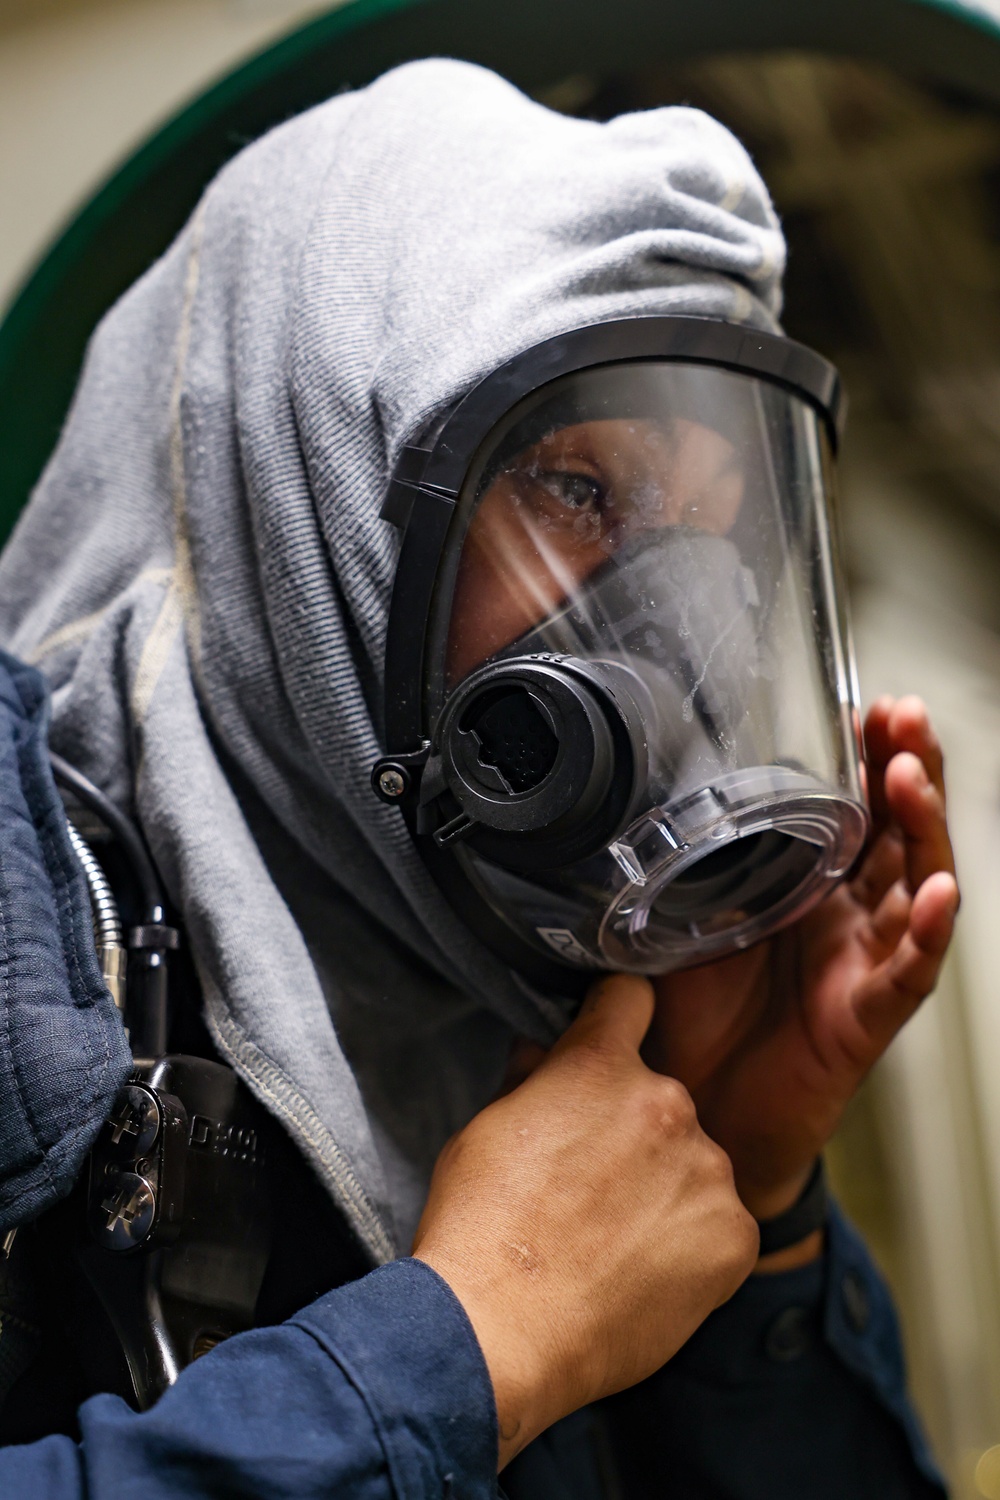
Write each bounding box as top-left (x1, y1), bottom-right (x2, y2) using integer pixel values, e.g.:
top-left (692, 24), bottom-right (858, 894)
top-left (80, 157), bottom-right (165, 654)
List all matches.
top-left (0, 1258), bottom-right (497, 1500)
top-left (0, 1210), bottom-right (944, 1500)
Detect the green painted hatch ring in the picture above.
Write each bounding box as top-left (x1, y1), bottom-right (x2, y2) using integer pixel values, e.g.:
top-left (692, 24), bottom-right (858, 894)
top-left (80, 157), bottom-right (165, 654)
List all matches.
top-left (2, 0), bottom-right (1000, 537)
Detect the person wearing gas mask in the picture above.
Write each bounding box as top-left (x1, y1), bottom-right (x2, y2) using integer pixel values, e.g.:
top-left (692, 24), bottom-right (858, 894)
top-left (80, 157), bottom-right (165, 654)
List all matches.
top-left (0, 57), bottom-right (956, 1499)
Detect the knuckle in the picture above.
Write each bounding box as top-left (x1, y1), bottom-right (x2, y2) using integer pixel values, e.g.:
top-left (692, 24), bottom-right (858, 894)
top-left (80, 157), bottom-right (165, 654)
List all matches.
top-left (717, 1204), bottom-right (759, 1285)
top-left (734, 1211), bottom-right (761, 1273)
top-left (650, 1076), bottom-right (697, 1133)
top-left (738, 1201), bottom-right (760, 1249)
top-left (705, 1137), bottom-right (736, 1183)
top-left (660, 1075), bottom-right (696, 1114)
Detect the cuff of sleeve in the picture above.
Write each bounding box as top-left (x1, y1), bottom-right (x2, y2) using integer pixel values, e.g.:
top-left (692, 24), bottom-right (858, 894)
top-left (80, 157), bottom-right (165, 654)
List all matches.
top-left (665, 1199), bottom-right (944, 1495)
top-left (291, 1257), bottom-right (498, 1500)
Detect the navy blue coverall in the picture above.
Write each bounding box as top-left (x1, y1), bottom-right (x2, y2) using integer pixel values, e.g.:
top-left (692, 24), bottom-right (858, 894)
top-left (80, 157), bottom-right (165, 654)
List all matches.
top-left (0, 1207), bottom-right (945, 1498)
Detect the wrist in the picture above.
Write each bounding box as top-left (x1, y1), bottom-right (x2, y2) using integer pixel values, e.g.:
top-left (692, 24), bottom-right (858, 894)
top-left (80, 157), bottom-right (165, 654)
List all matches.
top-left (412, 1245), bottom-right (565, 1469)
top-left (738, 1164), bottom-right (814, 1221)
top-left (751, 1159), bottom-right (828, 1273)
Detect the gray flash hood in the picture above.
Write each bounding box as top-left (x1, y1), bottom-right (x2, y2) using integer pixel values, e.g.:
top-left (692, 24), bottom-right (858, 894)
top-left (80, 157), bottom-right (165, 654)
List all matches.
top-left (0, 58), bottom-right (785, 1258)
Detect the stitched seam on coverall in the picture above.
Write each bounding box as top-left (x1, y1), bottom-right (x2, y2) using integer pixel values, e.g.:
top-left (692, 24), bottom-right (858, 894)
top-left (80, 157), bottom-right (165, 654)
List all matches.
top-left (24, 568), bottom-right (175, 668)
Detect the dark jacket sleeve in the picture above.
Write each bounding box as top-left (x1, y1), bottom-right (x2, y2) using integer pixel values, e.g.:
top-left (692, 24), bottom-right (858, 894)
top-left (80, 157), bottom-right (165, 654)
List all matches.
top-left (598, 1201), bottom-right (946, 1500)
top-left (0, 1258), bottom-right (498, 1500)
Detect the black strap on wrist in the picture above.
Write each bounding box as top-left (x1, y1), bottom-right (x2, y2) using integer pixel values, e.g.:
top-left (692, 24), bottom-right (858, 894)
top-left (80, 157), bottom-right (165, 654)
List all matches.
top-left (756, 1158), bottom-right (828, 1257)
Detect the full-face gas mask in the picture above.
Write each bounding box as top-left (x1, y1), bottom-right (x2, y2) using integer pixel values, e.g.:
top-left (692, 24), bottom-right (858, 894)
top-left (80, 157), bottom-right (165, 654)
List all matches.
top-left (373, 318), bottom-right (869, 991)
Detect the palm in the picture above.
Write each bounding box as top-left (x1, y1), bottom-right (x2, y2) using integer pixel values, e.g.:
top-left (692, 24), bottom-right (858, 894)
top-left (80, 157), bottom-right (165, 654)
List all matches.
top-left (643, 696), bottom-right (958, 1218)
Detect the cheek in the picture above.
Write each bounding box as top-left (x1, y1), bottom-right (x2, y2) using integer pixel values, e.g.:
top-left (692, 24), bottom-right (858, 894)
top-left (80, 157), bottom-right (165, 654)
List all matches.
top-left (703, 471), bottom-right (745, 535)
top-left (446, 512), bottom-right (609, 683)
top-left (445, 524), bottom-right (553, 683)
top-left (446, 548), bottom-right (512, 685)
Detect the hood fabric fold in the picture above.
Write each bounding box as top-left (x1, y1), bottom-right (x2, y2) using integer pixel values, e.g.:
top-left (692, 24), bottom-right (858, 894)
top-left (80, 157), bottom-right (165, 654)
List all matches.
top-left (0, 58), bottom-right (785, 1258)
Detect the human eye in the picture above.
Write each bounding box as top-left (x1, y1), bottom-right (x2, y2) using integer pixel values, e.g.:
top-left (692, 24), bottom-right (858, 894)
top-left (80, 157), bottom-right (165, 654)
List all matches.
top-left (535, 470), bottom-right (607, 512)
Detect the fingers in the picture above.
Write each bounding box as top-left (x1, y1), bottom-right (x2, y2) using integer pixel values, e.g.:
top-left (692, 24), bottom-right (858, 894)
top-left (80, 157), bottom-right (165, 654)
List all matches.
top-left (862, 696), bottom-right (896, 829)
top-left (884, 750), bottom-right (956, 895)
top-left (845, 698), bottom-right (956, 1065)
top-left (867, 878), bottom-right (912, 956)
top-left (862, 696), bottom-right (956, 897)
top-left (888, 696), bottom-right (945, 796)
top-left (910, 869), bottom-right (961, 954)
top-left (556, 973), bottom-right (656, 1063)
top-left (850, 827), bottom-right (905, 913)
top-left (863, 693), bottom-right (943, 812)
top-left (854, 871), bottom-right (960, 1047)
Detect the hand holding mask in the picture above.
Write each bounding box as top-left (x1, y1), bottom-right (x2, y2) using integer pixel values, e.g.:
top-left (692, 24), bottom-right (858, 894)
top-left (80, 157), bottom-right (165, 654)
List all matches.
top-left (413, 974), bottom-right (758, 1468)
top-left (642, 694), bottom-right (959, 1226)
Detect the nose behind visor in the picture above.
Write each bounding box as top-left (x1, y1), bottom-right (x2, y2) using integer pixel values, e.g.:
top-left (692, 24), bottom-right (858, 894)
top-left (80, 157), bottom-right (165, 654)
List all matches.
top-left (508, 524), bottom-right (764, 789)
top-left (376, 323), bottom-right (867, 980)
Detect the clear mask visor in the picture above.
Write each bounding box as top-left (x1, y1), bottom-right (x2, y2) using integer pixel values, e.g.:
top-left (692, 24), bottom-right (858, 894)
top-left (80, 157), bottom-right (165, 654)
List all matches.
top-left (427, 360), bottom-right (868, 973)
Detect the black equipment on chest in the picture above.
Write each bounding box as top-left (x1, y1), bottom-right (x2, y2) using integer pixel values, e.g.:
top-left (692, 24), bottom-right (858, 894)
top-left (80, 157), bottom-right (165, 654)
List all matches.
top-left (76, 1055), bottom-right (281, 1404)
top-left (14, 761), bottom-right (364, 1423)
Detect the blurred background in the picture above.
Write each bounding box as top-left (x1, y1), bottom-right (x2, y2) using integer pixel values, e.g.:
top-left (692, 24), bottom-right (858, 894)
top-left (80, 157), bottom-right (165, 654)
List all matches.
top-left (0, 0), bottom-right (330, 309)
top-left (3, 0), bottom-right (1000, 1493)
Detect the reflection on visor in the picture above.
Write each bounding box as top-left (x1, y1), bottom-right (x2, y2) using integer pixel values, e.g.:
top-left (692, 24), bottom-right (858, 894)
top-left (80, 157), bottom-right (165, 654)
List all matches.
top-left (447, 411), bottom-right (746, 686)
top-left (504, 526), bottom-right (762, 768)
top-left (426, 360), bottom-right (868, 976)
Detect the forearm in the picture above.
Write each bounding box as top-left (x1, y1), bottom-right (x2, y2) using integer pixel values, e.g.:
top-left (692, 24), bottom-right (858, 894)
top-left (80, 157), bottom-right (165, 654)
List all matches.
top-left (0, 1259), bottom-right (497, 1500)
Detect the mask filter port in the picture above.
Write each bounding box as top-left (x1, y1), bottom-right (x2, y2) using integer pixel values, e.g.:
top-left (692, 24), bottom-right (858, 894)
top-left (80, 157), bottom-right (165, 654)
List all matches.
top-left (597, 770), bottom-right (870, 970)
top-left (648, 829), bottom-right (820, 937)
top-left (435, 656), bottom-right (649, 870)
top-left (460, 687), bottom-right (560, 795)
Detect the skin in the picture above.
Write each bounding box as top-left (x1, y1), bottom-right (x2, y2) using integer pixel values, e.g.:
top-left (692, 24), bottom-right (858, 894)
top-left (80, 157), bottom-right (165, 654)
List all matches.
top-left (644, 693), bottom-right (958, 1228)
top-left (446, 416), bottom-right (743, 684)
top-left (413, 976), bottom-right (759, 1469)
top-left (415, 413), bottom-right (959, 1463)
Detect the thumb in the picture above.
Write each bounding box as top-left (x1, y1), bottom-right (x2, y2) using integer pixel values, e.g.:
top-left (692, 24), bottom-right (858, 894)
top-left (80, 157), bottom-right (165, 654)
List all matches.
top-left (554, 973), bottom-right (656, 1063)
